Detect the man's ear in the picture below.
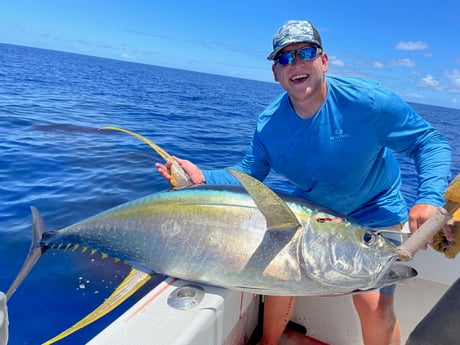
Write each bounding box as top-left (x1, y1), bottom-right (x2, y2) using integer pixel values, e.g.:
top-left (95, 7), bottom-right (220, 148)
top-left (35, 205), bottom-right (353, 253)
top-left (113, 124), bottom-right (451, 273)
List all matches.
top-left (272, 64), bottom-right (279, 82)
top-left (321, 52), bottom-right (329, 73)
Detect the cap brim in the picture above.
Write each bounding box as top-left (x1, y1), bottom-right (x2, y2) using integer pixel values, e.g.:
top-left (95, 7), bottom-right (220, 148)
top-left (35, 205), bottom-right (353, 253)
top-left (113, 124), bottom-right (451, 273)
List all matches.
top-left (267, 49), bottom-right (281, 60)
top-left (267, 41), bottom-right (295, 60)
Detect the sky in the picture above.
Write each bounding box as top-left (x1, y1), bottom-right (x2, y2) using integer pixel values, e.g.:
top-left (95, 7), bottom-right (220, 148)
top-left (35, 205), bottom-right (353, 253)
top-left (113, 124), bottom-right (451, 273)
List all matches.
top-left (1, 0), bottom-right (459, 109)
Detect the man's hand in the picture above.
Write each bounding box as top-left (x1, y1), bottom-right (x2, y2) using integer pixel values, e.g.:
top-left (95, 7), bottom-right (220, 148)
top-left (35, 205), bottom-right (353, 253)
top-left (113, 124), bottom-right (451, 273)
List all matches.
top-left (408, 204), bottom-right (439, 235)
top-left (407, 203), bottom-right (439, 250)
top-left (155, 156), bottom-right (205, 186)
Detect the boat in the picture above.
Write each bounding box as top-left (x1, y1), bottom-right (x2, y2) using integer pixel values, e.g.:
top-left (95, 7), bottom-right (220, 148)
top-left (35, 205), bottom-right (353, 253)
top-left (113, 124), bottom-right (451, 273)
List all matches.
top-left (86, 230), bottom-right (460, 345)
top-left (85, 129), bottom-right (460, 345)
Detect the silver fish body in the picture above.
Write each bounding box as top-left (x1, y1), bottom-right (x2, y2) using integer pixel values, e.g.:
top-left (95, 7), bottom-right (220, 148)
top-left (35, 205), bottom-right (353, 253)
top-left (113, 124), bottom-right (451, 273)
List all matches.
top-left (43, 184), bottom-right (413, 296)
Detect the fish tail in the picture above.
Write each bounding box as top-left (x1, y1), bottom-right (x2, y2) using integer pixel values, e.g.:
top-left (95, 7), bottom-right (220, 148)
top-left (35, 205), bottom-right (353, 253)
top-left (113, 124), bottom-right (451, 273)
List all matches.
top-left (6, 207), bottom-right (48, 300)
top-left (0, 291), bottom-right (8, 345)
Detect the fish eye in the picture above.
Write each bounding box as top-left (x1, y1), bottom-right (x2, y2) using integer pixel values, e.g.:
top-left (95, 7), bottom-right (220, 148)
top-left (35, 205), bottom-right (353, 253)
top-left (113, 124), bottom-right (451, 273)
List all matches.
top-left (363, 231), bottom-right (378, 247)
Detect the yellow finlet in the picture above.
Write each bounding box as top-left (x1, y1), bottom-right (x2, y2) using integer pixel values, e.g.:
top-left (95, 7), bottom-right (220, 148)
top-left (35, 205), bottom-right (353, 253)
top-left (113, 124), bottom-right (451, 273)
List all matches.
top-left (445, 174), bottom-right (460, 203)
top-left (100, 126), bottom-right (193, 189)
top-left (42, 268), bottom-right (152, 345)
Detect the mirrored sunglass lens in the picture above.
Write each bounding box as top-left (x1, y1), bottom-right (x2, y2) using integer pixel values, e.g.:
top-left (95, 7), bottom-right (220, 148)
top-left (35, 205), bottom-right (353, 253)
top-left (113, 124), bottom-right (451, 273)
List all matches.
top-left (298, 47), bottom-right (316, 60)
top-left (278, 51), bottom-right (295, 65)
top-left (277, 47), bottom-right (318, 65)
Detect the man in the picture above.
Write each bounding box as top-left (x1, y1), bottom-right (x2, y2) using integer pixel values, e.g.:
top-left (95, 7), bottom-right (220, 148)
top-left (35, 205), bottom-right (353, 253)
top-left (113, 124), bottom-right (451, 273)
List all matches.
top-left (156, 20), bottom-right (452, 345)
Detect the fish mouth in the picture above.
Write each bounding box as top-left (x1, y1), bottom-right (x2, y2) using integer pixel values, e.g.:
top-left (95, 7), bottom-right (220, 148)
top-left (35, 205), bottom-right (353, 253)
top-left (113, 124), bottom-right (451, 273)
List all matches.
top-left (367, 260), bottom-right (417, 290)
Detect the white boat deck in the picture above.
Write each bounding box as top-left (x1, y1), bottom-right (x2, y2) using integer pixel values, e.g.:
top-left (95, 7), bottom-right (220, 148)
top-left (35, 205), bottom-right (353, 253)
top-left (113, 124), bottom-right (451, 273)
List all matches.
top-left (88, 278), bottom-right (259, 345)
top-left (89, 247), bottom-right (460, 345)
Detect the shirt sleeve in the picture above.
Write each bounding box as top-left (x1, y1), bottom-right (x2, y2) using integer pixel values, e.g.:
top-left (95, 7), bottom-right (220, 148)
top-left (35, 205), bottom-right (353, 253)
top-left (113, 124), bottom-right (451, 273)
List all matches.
top-left (202, 167), bottom-right (240, 185)
top-left (202, 132), bottom-right (272, 185)
top-left (374, 89), bottom-right (452, 206)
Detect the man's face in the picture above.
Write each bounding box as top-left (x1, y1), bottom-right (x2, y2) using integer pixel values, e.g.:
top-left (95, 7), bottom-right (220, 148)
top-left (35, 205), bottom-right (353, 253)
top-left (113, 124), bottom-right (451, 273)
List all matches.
top-left (272, 42), bottom-right (328, 104)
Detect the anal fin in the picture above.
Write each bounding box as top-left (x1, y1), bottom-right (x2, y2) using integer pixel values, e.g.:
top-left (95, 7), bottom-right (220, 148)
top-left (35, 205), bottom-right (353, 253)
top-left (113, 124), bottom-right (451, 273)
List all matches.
top-left (43, 268), bottom-right (152, 345)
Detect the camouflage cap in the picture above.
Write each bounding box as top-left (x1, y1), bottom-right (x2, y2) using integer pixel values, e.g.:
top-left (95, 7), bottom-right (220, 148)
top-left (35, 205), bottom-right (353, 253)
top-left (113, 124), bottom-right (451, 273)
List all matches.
top-left (267, 20), bottom-right (322, 60)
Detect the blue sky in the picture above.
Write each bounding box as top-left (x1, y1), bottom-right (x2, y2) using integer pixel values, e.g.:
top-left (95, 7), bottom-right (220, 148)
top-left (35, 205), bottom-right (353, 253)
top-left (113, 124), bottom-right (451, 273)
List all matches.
top-left (1, 0), bottom-right (459, 109)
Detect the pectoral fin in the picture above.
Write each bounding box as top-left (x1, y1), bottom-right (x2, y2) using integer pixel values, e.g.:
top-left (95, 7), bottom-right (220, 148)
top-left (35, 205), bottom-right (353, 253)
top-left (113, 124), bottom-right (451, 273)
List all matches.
top-left (229, 169), bottom-right (301, 275)
top-left (100, 126), bottom-right (193, 189)
top-left (228, 169), bottom-right (300, 231)
top-left (42, 268), bottom-right (152, 345)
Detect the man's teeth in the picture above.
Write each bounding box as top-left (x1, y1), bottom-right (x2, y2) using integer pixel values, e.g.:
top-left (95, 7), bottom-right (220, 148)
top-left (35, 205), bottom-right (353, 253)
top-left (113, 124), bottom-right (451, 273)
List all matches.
top-left (292, 74), bottom-right (308, 81)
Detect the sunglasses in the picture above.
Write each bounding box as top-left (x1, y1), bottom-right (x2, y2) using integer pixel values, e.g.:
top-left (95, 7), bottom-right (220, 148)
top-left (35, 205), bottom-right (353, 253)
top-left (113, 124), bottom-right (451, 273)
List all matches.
top-left (275, 46), bottom-right (321, 65)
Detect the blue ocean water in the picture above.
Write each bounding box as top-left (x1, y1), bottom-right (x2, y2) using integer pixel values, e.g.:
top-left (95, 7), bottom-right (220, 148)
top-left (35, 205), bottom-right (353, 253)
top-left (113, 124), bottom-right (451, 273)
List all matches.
top-left (0, 42), bottom-right (458, 344)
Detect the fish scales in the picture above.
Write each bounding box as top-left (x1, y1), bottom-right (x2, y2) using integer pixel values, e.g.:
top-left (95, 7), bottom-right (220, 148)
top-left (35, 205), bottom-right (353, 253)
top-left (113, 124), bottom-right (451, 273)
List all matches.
top-left (41, 185), bottom-right (404, 295)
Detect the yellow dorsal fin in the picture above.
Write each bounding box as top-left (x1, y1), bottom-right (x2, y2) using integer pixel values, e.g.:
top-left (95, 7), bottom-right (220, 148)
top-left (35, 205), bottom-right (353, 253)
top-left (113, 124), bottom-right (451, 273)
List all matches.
top-left (42, 268), bottom-right (152, 345)
top-left (100, 126), bottom-right (193, 189)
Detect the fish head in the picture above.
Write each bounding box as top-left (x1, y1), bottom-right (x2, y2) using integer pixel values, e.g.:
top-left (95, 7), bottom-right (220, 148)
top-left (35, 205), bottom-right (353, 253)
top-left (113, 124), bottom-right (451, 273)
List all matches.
top-left (300, 217), bottom-right (415, 291)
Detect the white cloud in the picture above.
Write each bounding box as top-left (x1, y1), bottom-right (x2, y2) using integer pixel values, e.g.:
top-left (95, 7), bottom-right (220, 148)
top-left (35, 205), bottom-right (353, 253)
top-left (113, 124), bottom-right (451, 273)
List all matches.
top-left (406, 92), bottom-right (424, 99)
top-left (328, 55), bottom-right (344, 66)
top-left (392, 58), bottom-right (416, 67)
top-left (121, 53), bottom-right (133, 60)
top-left (445, 69), bottom-right (460, 78)
top-left (372, 61), bottom-right (384, 69)
top-left (395, 41), bottom-right (428, 51)
top-left (421, 74), bottom-right (440, 88)
top-left (445, 69), bottom-right (460, 90)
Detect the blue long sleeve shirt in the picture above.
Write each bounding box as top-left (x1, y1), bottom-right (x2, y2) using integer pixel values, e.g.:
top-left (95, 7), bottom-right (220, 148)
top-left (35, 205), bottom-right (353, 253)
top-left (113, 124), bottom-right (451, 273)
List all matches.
top-left (203, 76), bottom-right (452, 227)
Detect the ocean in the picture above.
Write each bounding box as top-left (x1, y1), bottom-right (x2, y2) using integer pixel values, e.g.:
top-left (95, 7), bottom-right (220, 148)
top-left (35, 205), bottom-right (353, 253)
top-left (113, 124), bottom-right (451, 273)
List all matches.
top-left (0, 42), bottom-right (459, 344)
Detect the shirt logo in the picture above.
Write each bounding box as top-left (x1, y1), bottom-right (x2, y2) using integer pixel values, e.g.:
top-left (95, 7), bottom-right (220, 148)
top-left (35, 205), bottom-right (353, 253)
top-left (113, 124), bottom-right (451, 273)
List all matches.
top-left (330, 129), bottom-right (349, 141)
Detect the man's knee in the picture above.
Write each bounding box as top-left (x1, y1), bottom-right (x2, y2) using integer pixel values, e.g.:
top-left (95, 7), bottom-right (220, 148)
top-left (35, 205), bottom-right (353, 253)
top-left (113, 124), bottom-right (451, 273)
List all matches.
top-left (353, 292), bottom-right (396, 322)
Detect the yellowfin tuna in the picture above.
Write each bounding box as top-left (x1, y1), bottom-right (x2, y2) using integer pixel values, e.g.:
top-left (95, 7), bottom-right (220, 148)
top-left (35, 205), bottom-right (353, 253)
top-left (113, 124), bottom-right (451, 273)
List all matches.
top-left (6, 128), bottom-right (417, 344)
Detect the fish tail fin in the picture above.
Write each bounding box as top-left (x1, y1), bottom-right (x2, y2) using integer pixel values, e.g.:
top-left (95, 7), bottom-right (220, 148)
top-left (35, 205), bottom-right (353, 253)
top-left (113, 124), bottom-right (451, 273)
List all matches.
top-left (0, 292), bottom-right (8, 345)
top-left (100, 126), bottom-right (194, 189)
top-left (6, 207), bottom-right (48, 300)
